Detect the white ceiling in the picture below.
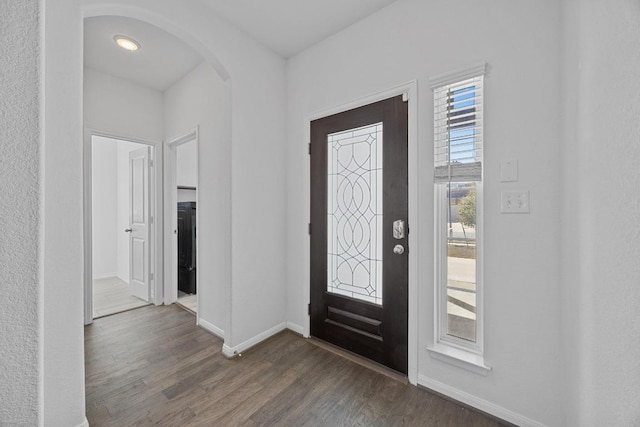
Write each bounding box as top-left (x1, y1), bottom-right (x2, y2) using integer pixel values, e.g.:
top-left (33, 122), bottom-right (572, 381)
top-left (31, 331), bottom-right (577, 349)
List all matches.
top-left (84, 16), bottom-right (203, 92)
top-left (83, 1), bottom-right (400, 91)
top-left (197, 0), bottom-right (400, 58)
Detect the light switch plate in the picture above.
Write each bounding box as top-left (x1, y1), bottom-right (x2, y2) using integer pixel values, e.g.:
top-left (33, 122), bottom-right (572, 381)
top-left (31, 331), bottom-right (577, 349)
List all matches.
top-left (501, 191), bottom-right (530, 213)
top-left (500, 159), bottom-right (518, 182)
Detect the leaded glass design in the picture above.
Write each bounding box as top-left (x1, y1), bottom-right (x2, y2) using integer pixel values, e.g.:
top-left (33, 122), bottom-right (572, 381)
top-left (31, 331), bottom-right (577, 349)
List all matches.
top-left (327, 122), bottom-right (383, 305)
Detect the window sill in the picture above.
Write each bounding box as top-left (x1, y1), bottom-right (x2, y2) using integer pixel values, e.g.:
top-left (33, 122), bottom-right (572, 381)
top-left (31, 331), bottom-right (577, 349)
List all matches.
top-left (427, 344), bottom-right (492, 376)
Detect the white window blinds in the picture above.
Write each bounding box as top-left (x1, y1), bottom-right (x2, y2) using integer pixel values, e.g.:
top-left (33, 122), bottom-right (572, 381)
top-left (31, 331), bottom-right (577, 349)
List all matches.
top-left (433, 75), bottom-right (483, 183)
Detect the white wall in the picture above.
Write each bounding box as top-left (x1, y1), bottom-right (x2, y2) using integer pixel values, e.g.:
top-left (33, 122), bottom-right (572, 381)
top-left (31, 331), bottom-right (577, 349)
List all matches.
top-left (164, 62), bottom-right (228, 334)
top-left (84, 67), bottom-right (164, 142)
top-left (91, 137), bottom-right (118, 278)
top-left (177, 139), bottom-right (197, 188)
top-left (43, 0), bottom-right (86, 425)
top-left (177, 189), bottom-right (197, 202)
top-left (0, 1), bottom-right (42, 424)
top-left (286, 0), bottom-right (563, 425)
top-left (564, 0), bottom-right (640, 425)
top-left (560, 0), bottom-right (582, 424)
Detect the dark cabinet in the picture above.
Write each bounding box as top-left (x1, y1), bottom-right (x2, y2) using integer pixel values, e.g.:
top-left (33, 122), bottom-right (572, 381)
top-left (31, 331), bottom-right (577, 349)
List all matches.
top-left (177, 202), bottom-right (196, 294)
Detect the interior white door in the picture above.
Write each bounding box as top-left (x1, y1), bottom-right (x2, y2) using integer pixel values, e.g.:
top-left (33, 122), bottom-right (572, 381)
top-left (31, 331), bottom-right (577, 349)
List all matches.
top-left (128, 146), bottom-right (151, 301)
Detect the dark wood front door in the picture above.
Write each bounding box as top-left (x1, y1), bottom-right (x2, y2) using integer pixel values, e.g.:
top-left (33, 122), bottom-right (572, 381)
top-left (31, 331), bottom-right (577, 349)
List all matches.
top-left (310, 95), bottom-right (408, 374)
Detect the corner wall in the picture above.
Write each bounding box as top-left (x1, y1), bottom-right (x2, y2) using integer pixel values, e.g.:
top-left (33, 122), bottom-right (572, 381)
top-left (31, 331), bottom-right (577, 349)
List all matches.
top-left (164, 62), bottom-right (230, 334)
top-left (286, 0), bottom-right (563, 425)
top-left (42, 0), bottom-right (86, 425)
top-left (566, 0), bottom-right (640, 424)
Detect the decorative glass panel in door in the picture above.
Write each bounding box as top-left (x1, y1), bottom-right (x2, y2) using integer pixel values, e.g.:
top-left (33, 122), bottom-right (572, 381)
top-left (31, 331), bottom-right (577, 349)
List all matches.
top-left (310, 95), bottom-right (408, 374)
top-left (326, 123), bottom-right (383, 305)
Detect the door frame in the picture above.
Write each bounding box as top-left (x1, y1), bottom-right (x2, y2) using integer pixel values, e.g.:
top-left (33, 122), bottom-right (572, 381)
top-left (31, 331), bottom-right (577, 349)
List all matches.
top-left (303, 81), bottom-right (419, 384)
top-left (163, 128), bottom-right (199, 311)
top-left (83, 129), bottom-right (163, 325)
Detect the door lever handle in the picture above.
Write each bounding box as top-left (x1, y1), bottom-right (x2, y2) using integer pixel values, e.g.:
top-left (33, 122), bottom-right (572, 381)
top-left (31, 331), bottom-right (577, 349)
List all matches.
top-left (124, 228), bottom-right (132, 233)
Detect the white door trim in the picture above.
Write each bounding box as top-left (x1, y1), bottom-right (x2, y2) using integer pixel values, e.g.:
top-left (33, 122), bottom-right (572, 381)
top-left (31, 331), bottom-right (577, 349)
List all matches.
top-left (83, 129), bottom-right (163, 325)
top-left (164, 128), bottom-right (199, 310)
top-left (302, 81), bottom-right (419, 384)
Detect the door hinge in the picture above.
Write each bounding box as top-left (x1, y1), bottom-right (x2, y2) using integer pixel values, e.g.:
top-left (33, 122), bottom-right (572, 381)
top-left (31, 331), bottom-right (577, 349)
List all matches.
top-left (308, 143), bottom-right (311, 155)
top-left (308, 303), bottom-right (311, 316)
top-left (150, 273), bottom-right (154, 280)
top-left (402, 92), bottom-right (409, 102)
top-left (308, 223), bottom-right (311, 235)
top-left (150, 216), bottom-right (154, 224)
top-left (149, 159), bottom-right (154, 167)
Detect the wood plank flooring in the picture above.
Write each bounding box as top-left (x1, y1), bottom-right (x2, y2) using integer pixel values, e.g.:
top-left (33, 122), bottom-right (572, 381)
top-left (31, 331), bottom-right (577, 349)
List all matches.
top-left (93, 276), bottom-right (150, 318)
top-left (85, 305), bottom-right (509, 426)
top-left (177, 291), bottom-right (198, 313)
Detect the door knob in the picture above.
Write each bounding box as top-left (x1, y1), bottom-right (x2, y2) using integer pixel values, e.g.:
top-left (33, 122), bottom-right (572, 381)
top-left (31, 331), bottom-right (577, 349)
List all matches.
top-left (393, 244), bottom-right (405, 255)
top-left (124, 228), bottom-right (132, 233)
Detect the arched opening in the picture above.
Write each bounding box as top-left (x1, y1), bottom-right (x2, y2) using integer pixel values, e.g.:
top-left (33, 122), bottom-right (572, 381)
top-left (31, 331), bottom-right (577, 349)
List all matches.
top-left (81, 7), bottom-right (232, 348)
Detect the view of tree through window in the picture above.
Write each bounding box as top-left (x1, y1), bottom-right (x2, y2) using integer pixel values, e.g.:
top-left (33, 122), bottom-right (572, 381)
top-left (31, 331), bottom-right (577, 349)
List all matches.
top-left (434, 75), bottom-right (483, 345)
top-left (446, 182), bottom-right (476, 342)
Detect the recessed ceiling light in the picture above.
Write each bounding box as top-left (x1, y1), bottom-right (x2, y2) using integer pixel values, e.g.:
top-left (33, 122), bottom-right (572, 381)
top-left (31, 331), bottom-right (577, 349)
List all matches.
top-left (113, 35), bottom-right (140, 51)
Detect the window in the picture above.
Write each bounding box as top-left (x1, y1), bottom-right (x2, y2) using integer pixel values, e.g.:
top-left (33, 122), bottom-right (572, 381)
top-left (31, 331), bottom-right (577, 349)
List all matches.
top-left (432, 65), bottom-right (485, 359)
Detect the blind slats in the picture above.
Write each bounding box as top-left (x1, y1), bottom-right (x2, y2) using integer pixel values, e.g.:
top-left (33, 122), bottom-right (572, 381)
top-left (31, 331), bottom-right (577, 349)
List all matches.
top-left (434, 162), bottom-right (482, 183)
top-left (433, 74), bottom-right (484, 182)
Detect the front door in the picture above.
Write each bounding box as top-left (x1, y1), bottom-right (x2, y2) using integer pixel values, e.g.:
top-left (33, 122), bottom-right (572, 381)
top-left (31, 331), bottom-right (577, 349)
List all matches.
top-left (128, 146), bottom-right (151, 302)
top-left (310, 95), bottom-right (408, 374)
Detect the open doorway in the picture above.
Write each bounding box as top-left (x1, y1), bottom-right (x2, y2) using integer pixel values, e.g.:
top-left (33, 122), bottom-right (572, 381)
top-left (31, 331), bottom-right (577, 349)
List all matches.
top-left (90, 135), bottom-right (156, 318)
top-left (175, 136), bottom-right (198, 313)
top-left (165, 130), bottom-right (199, 315)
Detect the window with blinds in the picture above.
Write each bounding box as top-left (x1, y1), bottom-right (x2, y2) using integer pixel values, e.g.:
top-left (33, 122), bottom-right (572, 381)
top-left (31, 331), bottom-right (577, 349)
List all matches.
top-left (431, 66), bottom-right (486, 354)
top-left (433, 75), bottom-right (483, 183)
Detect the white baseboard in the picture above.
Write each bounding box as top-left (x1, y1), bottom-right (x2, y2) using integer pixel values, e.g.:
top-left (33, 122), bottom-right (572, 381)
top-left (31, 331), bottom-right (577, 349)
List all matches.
top-left (417, 375), bottom-right (547, 427)
top-left (198, 318), bottom-right (224, 339)
top-left (92, 272), bottom-right (117, 280)
top-left (285, 321), bottom-right (304, 335)
top-left (221, 321), bottom-right (287, 358)
top-left (76, 417), bottom-right (89, 427)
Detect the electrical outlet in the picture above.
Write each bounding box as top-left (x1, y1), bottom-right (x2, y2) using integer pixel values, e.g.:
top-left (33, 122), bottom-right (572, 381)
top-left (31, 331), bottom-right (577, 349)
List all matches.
top-left (501, 191), bottom-right (530, 213)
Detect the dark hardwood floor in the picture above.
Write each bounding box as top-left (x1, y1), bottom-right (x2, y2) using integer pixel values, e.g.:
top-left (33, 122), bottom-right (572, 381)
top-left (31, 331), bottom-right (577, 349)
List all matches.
top-left (85, 305), bottom-right (508, 426)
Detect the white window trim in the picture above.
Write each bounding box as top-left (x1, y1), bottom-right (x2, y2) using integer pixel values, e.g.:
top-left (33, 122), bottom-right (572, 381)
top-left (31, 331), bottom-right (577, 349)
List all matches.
top-left (427, 64), bottom-right (491, 373)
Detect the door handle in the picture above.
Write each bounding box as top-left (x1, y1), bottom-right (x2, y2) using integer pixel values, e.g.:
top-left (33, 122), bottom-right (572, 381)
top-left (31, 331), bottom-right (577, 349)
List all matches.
top-left (393, 244), bottom-right (405, 255)
top-left (124, 228), bottom-right (132, 233)
top-left (393, 220), bottom-right (406, 239)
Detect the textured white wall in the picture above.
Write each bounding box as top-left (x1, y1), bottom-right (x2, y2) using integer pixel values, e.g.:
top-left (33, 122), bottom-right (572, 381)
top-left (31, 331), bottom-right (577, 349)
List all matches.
top-left (568, 0), bottom-right (640, 425)
top-left (164, 62), bottom-right (229, 334)
top-left (286, 0), bottom-right (563, 425)
top-left (0, 1), bottom-right (41, 424)
top-left (91, 137), bottom-right (118, 278)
